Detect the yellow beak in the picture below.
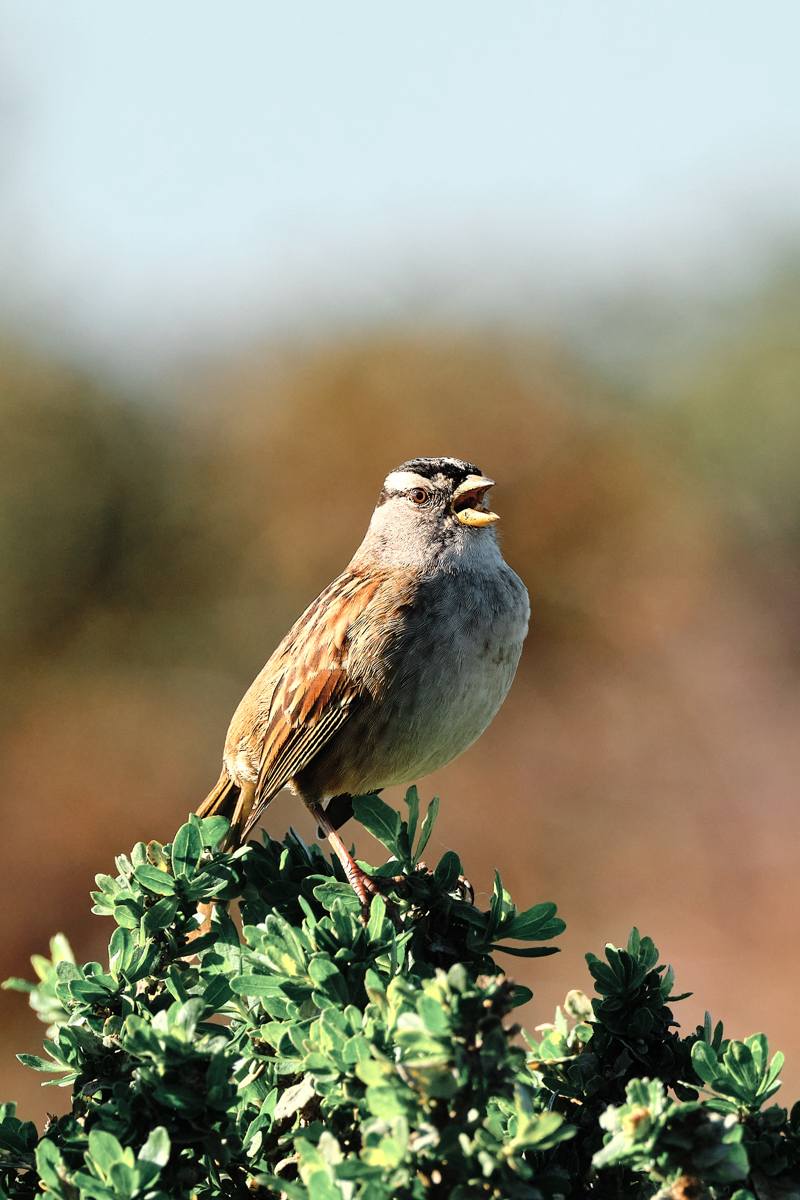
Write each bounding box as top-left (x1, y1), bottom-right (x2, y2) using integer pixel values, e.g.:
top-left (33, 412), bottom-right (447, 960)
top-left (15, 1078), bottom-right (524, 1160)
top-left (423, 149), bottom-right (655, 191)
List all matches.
top-left (451, 475), bottom-right (500, 527)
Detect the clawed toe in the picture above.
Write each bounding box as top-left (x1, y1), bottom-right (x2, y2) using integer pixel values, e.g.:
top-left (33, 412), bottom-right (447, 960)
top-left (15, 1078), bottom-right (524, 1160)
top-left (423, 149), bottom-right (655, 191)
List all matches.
top-left (354, 872), bottom-right (402, 925)
top-left (354, 870), bottom-right (380, 922)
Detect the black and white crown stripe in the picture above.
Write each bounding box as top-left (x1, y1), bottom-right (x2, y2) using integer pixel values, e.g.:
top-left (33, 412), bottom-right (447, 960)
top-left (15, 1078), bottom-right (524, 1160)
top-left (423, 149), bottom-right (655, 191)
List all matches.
top-left (378, 457), bottom-right (483, 503)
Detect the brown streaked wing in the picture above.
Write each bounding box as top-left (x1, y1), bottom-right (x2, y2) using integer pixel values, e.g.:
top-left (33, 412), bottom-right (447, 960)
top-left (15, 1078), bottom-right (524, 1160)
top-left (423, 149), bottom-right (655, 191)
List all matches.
top-left (241, 571), bottom-right (387, 833)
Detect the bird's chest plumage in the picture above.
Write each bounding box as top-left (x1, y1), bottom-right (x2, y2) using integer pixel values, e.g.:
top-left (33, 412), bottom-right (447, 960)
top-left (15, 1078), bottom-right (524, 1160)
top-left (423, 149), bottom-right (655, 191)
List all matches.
top-left (346, 562), bottom-right (530, 790)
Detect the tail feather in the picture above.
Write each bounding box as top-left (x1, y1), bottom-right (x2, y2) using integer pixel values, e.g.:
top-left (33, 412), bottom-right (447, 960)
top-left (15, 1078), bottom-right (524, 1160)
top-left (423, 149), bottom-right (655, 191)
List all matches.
top-left (196, 768), bottom-right (241, 845)
top-left (197, 767), bottom-right (262, 848)
top-left (192, 769), bottom-right (244, 934)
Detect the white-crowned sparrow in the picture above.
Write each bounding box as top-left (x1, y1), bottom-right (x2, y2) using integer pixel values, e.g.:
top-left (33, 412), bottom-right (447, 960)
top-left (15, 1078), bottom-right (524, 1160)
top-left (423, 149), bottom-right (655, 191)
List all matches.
top-left (197, 456), bottom-right (530, 905)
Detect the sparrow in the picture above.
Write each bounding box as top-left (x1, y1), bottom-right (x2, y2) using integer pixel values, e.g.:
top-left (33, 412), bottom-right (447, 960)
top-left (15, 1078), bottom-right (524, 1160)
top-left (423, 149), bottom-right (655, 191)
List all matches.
top-left (197, 456), bottom-right (530, 907)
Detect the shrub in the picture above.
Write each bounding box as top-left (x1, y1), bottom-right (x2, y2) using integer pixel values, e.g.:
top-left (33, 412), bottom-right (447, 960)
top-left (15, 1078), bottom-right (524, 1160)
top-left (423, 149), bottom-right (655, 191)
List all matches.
top-left (1, 789), bottom-right (798, 1198)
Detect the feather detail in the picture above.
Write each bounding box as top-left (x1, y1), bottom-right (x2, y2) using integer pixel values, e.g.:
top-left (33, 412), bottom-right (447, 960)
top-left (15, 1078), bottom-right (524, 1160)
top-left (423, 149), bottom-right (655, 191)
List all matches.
top-left (196, 766), bottom-right (239, 821)
top-left (222, 566), bottom-right (417, 839)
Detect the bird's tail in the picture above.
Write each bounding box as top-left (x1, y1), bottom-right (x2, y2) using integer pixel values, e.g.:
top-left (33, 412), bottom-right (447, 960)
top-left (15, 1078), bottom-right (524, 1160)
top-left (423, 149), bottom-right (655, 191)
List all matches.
top-left (196, 768), bottom-right (243, 847)
top-left (193, 768), bottom-right (248, 935)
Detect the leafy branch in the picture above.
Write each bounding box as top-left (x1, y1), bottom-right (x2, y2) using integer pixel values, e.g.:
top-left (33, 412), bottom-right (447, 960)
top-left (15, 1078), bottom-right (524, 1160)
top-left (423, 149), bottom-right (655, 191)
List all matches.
top-left (0, 790), bottom-right (798, 1198)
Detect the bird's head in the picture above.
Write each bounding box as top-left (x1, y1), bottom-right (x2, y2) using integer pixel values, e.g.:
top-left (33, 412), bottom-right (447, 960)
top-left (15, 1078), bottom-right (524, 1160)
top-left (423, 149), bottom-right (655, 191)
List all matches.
top-left (359, 456), bottom-right (501, 569)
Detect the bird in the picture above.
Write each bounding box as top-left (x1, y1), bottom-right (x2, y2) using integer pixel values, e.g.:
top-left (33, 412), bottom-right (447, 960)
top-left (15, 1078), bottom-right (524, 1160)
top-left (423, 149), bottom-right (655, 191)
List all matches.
top-left (197, 456), bottom-right (530, 908)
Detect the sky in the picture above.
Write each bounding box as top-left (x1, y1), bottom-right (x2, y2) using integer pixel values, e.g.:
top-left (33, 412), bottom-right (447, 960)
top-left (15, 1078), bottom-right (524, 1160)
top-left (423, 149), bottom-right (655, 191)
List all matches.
top-left (1, 2), bottom-right (799, 371)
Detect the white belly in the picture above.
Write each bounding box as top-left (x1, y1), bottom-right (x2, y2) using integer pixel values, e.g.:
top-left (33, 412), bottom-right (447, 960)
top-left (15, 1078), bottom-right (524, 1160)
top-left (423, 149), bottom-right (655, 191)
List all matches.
top-left (356, 562), bottom-right (529, 789)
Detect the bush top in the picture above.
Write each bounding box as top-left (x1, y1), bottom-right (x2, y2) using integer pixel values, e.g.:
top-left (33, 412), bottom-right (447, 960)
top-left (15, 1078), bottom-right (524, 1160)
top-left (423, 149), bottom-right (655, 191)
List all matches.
top-left (1, 789), bottom-right (797, 1199)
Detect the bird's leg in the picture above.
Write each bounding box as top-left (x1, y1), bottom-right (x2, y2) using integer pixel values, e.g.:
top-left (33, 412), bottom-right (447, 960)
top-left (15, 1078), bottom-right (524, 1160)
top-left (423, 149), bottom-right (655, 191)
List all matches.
top-left (304, 797), bottom-right (379, 914)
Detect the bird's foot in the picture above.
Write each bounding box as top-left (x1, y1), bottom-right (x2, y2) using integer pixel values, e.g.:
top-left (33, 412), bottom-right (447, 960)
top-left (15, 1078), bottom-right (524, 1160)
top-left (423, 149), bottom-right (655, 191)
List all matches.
top-left (346, 862), bottom-right (381, 922)
top-left (343, 863), bottom-right (402, 925)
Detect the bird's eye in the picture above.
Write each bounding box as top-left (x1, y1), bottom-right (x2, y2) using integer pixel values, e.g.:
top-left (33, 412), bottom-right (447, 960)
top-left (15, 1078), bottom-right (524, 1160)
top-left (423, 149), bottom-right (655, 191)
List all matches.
top-left (409, 487), bottom-right (430, 506)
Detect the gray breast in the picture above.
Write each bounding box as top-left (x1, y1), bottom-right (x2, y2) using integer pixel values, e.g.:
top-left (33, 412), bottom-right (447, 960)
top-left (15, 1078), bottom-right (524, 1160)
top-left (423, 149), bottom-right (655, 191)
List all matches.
top-left (348, 560), bottom-right (530, 791)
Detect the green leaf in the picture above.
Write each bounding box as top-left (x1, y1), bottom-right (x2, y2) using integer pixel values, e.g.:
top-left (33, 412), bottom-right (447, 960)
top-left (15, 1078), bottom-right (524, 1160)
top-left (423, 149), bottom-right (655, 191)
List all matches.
top-left (113, 899), bottom-right (142, 929)
top-left (197, 814), bottom-right (230, 848)
top-left (274, 1075), bottom-right (316, 1121)
top-left (504, 901), bottom-right (566, 941)
top-left (366, 894), bottom-right (387, 941)
top-left (88, 1128), bottom-right (125, 1175)
top-left (312, 879), bottom-right (362, 913)
top-left (133, 865), bottom-right (176, 895)
top-left (488, 870), bottom-right (514, 937)
top-left (366, 1085), bottom-right (406, 1119)
top-left (404, 786), bottom-right (420, 849)
top-left (418, 994), bottom-right (449, 1035)
top-left (304, 1174), bottom-right (341, 1200)
top-left (17, 1053), bottom-right (61, 1073)
top-left (434, 850), bottom-right (461, 889)
top-left (308, 957), bottom-right (347, 1002)
top-left (108, 927), bottom-right (134, 977)
top-left (138, 1125), bottom-right (170, 1168)
top-left (142, 896), bottom-right (180, 933)
top-left (489, 943), bottom-right (560, 958)
top-left (765, 1049), bottom-right (785, 1091)
top-left (35, 1140), bottom-right (66, 1189)
top-left (171, 821), bottom-right (203, 877)
top-left (109, 1160), bottom-right (137, 1194)
top-left (352, 795), bottom-right (402, 856)
top-left (692, 1039), bottom-right (720, 1085)
top-left (230, 973), bottom-right (289, 998)
top-left (414, 795), bottom-right (439, 864)
top-left (2, 977), bottom-right (34, 994)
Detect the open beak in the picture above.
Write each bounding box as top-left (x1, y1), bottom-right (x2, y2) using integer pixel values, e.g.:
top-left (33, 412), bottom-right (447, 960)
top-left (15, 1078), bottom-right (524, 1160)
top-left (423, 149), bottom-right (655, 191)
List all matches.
top-left (451, 475), bottom-right (499, 527)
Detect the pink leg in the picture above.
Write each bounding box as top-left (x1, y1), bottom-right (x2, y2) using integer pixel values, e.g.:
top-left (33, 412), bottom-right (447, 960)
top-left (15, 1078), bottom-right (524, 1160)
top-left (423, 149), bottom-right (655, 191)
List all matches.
top-left (304, 797), bottom-right (378, 912)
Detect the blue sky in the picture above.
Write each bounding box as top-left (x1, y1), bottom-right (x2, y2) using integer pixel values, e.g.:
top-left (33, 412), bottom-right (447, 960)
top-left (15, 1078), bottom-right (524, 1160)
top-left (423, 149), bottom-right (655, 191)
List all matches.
top-left (1, 2), bottom-right (799, 368)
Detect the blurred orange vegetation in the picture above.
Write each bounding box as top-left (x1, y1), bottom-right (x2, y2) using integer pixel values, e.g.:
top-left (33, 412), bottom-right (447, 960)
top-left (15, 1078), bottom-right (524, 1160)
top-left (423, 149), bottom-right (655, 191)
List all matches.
top-left (1, 269), bottom-right (799, 1123)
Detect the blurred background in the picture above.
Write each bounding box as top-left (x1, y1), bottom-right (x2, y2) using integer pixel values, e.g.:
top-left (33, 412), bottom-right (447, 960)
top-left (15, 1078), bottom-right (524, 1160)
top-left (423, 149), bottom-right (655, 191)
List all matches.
top-left (2, 2), bottom-right (800, 1121)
